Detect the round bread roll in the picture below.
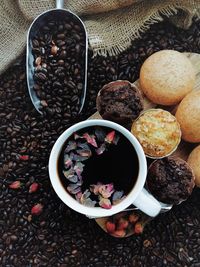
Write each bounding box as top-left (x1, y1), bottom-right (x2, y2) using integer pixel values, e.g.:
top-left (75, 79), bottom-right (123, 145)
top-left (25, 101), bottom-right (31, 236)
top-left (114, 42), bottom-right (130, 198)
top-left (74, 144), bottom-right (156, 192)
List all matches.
top-left (187, 145), bottom-right (200, 187)
top-left (140, 50), bottom-right (195, 105)
top-left (175, 91), bottom-right (200, 143)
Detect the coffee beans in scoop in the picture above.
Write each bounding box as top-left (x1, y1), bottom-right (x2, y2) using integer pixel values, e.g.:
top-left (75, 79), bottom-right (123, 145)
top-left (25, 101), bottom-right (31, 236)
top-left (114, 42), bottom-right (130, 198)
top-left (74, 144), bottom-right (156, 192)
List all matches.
top-left (31, 18), bottom-right (86, 117)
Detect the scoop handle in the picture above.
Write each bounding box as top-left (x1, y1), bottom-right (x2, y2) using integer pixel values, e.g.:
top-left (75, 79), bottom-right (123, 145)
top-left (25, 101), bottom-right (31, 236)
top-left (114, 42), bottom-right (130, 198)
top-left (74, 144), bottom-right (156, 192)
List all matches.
top-left (56, 0), bottom-right (64, 9)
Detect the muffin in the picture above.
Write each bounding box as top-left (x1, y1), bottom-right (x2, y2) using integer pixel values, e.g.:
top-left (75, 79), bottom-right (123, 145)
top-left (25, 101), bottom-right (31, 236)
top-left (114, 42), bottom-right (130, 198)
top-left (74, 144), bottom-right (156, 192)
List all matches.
top-left (131, 109), bottom-right (181, 158)
top-left (187, 145), bottom-right (200, 187)
top-left (96, 80), bottom-right (143, 125)
top-left (140, 50), bottom-right (195, 105)
top-left (175, 91), bottom-right (200, 143)
top-left (147, 156), bottom-right (195, 205)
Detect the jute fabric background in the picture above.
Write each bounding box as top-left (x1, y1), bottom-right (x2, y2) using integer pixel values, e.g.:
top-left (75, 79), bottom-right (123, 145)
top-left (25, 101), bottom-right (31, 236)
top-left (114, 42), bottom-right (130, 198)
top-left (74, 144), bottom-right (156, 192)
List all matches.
top-left (0, 0), bottom-right (199, 74)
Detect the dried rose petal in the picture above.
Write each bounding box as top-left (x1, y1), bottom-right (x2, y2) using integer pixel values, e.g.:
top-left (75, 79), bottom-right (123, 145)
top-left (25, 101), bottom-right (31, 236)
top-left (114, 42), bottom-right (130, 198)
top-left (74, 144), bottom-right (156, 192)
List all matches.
top-left (98, 183), bottom-right (114, 198)
top-left (77, 142), bottom-right (90, 150)
top-left (95, 143), bottom-right (106, 155)
top-left (73, 154), bottom-right (88, 162)
top-left (75, 191), bottom-right (82, 202)
top-left (64, 154), bottom-right (72, 168)
top-left (113, 229), bottom-right (126, 237)
top-left (76, 180), bottom-right (83, 186)
top-left (9, 181), bottom-right (21, 189)
top-left (83, 133), bottom-right (97, 147)
top-left (29, 182), bottom-right (39, 193)
top-left (69, 152), bottom-right (75, 160)
top-left (67, 175), bottom-right (78, 183)
top-left (41, 100), bottom-right (48, 107)
top-left (99, 197), bottom-right (112, 209)
top-left (117, 218), bottom-right (129, 230)
top-left (67, 183), bottom-right (81, 194)
top-left (19, 155), bottom-right (29, 161)
top-left (63, 168), bottom-right (75, 179)
top-left (80, 190), bottom-right (97, 207)
top-left (31, 203), bottom-right (43, 215)
top-left (83, 198), bottom-right (96, 207)
top-left (134, 222), bottom-right (144, 234)
top-left (112, 190), bottom-right (124, 205)
top-left (80, 189), bottom-right (91, 204)
top-left (77, 149), bottom-right (91, 158)
top-left (74, 162), bottom-right (84, 177)
top-left (106, 221), bottom-right (116, 233)
top-left (74, 133), bottom-right (81, 140)
top-left (105, 131), bottom-right (115, 144)
top-left (90, 183), bottom-right (102, 195)
top-left (65, 141), bottom-right (77, 153)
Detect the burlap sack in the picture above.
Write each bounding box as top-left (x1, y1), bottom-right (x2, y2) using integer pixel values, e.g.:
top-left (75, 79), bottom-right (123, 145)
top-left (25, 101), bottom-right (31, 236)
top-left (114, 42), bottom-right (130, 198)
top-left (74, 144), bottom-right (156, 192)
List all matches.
top-left (0, 0), bottom-right (200, 75)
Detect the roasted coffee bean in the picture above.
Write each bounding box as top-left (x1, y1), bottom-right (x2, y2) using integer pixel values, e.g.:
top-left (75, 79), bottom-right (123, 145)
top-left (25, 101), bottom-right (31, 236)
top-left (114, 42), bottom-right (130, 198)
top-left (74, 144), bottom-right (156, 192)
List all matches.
top-left (1, 19), bottom-right (200, 267)
top-left (59, 50), bottom-right (67, 59)
top-left (58, 59), bottom-right (65, 66)
top-left (32, 39), bottom-right (39, 48)
top-left (31, 18), bottom-right (86, 118)
top-left (51, 45), bottom-right (58, 55)
top-left (65, 23), bottom-right (72, 30)
top-left (34, 72), bottom-right (47, 82)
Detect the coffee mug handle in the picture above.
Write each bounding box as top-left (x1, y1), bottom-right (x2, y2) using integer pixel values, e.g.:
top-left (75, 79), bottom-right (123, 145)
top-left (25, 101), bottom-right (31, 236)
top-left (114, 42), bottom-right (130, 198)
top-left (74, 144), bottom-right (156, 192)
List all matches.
top-left (133, 188), bottom-right (161, 217)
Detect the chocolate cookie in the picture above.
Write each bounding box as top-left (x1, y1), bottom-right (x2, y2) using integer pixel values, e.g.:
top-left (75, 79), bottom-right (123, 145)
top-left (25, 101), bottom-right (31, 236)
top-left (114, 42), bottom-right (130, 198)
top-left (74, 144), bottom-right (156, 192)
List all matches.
top-left (147, 156), bottom-right (195, 205)
top-left (96, 80), bottom-right (143, 125)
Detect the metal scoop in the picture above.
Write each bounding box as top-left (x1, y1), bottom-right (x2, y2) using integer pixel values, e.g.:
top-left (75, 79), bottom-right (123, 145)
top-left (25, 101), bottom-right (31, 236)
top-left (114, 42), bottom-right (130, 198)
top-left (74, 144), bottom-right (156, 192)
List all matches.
top-left (26, 0), bottom-right (88, 115)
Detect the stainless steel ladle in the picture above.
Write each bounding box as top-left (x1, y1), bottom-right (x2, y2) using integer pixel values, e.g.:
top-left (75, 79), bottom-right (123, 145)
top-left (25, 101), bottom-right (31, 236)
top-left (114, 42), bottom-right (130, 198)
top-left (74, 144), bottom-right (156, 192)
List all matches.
top-left (26, 0), bottom-right (88, 115)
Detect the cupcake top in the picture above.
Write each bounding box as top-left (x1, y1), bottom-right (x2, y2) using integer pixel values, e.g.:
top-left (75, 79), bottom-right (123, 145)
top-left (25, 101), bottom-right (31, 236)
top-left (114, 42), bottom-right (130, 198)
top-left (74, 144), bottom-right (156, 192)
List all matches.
top-left (147, 156), bottom-right (195, 205)
top-left (96, 80), bottom-right (143, 125)
top-left (131, 109), bottom-right (181, 158)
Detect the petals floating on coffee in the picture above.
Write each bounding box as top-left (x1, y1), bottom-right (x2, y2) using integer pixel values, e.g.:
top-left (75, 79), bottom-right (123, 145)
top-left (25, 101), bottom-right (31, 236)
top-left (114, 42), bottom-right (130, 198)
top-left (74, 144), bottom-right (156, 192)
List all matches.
top-left (58, 126), bottom-right (139, 209)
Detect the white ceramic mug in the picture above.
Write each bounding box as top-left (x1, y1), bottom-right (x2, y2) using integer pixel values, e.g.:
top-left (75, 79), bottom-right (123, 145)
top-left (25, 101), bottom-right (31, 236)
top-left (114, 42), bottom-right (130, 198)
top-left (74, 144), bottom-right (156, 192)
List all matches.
top-left (49, 119), bottom-right (162, 218)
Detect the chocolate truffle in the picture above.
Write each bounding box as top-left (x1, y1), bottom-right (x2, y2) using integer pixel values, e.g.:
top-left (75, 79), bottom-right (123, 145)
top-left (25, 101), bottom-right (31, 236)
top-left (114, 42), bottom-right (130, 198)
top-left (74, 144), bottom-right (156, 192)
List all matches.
top-left (96, 80), bottom-right (143, 125)
top-left (147, 157), bottom-right (195, 205)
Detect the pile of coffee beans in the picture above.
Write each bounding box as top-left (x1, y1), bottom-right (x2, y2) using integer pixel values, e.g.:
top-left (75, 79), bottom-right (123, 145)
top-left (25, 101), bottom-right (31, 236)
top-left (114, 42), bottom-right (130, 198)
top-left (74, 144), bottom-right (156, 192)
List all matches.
top-left (32, 18), bottom-right (86, 117)
top-left (1, 19), bottom-right (200, 266)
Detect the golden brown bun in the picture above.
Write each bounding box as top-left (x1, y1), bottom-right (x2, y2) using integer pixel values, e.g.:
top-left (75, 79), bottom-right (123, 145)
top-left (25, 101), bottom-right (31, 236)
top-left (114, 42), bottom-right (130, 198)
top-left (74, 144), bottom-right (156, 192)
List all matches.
top-left (131, 109), bottom-right (181, 158)
top-left (140, 50), bottom-right (195, 105)
top-left (175, 91), bottom-right (200, 143)
top-left (187, 145), bottom-right (200, 187)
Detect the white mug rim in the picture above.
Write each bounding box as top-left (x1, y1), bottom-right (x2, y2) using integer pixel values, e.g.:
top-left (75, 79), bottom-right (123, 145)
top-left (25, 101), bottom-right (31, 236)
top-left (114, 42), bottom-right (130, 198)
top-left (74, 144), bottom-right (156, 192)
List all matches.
top-left (48, 119), bottom-right (147, 217)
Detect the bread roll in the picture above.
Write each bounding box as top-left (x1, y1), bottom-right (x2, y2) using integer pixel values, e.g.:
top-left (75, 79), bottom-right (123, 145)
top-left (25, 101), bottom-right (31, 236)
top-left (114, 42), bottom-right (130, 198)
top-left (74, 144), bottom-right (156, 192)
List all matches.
top-left (175, 91), bottom-right (200, 143)
top-left (187, 145), bottom-right (200, 187)
top-left (140, 50), bottom-right (195, 105)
